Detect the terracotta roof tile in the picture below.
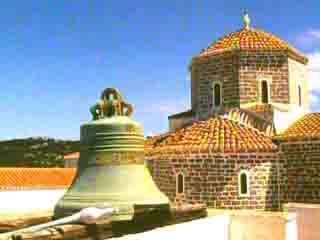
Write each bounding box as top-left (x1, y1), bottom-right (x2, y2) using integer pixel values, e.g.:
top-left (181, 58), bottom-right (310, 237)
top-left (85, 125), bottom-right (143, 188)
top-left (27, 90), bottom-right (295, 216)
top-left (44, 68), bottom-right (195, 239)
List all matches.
top-left (0, 168), bottom-right (77, 190)
top-left (196, 28), bottom-right (307, 63)
top-left (275, 113), bottom-right (320, 141)
top-left (64, 152), bottom-right (80, 160)
top-left (200, 28), bottom-right (292, 55)
top-left (146, 116), bottom-right (277, 155)
top-left (145, 134), bottom-right (170, 152)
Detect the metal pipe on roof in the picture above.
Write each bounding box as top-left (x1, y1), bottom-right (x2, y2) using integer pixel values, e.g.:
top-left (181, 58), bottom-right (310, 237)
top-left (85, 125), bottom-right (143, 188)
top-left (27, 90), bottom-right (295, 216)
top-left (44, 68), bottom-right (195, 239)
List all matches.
top-left (2, 207), bottom-right (115, 237)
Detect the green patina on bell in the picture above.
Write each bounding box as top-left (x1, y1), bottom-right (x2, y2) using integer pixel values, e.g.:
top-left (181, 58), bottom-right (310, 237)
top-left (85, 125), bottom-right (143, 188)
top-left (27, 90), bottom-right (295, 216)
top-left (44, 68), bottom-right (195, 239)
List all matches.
top-left (54, 88), bottom-right (170, 221)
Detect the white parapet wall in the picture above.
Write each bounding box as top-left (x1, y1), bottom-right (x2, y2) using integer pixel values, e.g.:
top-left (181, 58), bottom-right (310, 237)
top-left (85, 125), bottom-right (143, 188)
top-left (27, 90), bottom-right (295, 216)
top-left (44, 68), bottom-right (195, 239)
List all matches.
top-left (207, 209), bottom-right (289, 240)
top-left (0, 189), bottom-right (67, 213)
top-left (284, 203), bottom-right (320, 240)
top-left (112, 215), bottom-right (231, 240)
top-left (100, 211), bottom-right (290, 240)
top-left (286, 213), bottom-right (298, 240)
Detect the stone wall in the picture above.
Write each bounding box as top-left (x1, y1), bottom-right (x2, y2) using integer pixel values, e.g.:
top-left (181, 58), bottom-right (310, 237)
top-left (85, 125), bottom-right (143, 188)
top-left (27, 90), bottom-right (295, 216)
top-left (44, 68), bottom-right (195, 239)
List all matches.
top-left (148, 152), bottom-right (282, 210)
top-left (191, 53), bottom-right (240, 118)
top-left (238, 50), bottom-right (289, 105)
top-left (288, 58), bottom-right (310, 110)
top-left (279, 141), bottom-right (320, 204)
top-left (149, 157), bottom-right (176, 201)
top-left (191, 65), bottom-right (200, 113)
top-left (190, 51), bottom-right (297, 119)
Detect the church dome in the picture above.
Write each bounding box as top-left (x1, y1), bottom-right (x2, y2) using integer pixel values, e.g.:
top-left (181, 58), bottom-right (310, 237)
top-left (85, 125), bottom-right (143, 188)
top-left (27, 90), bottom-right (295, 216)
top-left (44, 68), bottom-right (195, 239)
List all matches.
top-left (196, 14), bottom-right (307, 63)
top-left (200, 28), bottom-right (291, 55)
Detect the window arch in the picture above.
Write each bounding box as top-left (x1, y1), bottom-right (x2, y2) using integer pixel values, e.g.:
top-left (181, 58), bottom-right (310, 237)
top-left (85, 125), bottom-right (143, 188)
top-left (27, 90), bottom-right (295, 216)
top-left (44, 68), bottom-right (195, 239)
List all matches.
top-left (261, 80), bottom-right (269, 104)
top-left (214, 84), bottom-right (221, 107)
top-left (212, 81), bottom-right (223, 109)
top-left (298, 85), bottom-right (302, 107)
top-left (238, 170), bottom-right (250, 197)
top-left (176, 172), bottom-right (184, 194)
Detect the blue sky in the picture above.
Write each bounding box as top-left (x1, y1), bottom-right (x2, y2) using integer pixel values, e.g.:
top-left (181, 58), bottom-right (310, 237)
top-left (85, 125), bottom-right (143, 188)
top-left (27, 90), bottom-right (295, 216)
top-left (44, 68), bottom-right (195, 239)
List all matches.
top-left (1, 1), bottom-right (320, 140)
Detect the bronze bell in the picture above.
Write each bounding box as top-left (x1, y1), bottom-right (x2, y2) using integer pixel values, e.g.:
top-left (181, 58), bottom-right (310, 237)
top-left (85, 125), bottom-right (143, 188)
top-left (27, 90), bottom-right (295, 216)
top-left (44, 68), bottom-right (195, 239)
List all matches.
top-left (54, 88), bottom-right (170, 221)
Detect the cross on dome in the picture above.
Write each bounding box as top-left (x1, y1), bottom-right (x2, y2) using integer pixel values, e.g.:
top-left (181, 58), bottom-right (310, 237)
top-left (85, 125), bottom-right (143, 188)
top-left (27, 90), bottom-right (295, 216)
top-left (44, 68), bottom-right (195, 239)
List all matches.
top-left (243, 10), bottom-right (250, 30)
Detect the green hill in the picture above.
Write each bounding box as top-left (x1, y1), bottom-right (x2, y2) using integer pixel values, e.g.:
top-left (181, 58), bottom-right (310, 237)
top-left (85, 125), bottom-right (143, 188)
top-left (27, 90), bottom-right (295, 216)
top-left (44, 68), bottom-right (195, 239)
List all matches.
top-left (0, 137), bottom-right (80, 167)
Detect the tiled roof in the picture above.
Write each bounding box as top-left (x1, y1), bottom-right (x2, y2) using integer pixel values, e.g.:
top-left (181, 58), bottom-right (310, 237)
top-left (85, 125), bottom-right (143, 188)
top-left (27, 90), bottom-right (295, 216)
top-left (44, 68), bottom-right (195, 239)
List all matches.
top-left (197, 28), bottom-right (307, 62)
top-left (146, 116), bottom-right (277, 155)
top-left (275, 113), bottom-right (320, 141)
top-left (225, 107), bottom-right (274, 136)
top-left (145, 134), bottom-right (170, 152)
top-left (0, 168), bottom-right (77, 190)
top-left (64, 152), bottom-right (80, 160)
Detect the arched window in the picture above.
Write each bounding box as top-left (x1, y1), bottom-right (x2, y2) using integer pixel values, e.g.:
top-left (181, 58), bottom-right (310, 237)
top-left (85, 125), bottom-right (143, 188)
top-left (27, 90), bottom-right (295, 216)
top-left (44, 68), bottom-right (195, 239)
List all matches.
top-left (261, 80), bottom-right (269, 104)
top-left (214, 83), bottom-right (221, 107)
top-left (177, 173), bottom-right (184, 194)
top-left (240, 173), bottom-right (248, 194)
top-left (238, 170), bottom-right (250, 197)
top-left (298, 85), bottom-right (302, 107)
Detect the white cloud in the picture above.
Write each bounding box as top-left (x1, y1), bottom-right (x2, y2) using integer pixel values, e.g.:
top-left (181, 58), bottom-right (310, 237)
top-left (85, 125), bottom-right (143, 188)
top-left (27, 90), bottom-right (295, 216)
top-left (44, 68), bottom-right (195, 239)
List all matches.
top-left (310, 93), bottom-right (318, 104)
top-left (297, 29), bottom-right (320, 45)
top-left (307, 52), bottom-right (320, 90)
top-left (306, 52), bottom-right (320, 110)
top-left (297, 28), bottom-right (320, 110)
top-left (308, 30), bottom-right (320, 40)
